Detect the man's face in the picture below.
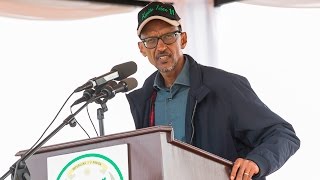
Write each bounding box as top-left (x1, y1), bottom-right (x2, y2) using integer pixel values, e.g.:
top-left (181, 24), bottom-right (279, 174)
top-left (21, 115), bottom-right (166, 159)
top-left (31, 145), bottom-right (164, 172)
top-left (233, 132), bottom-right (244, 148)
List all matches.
top-left (138, 20), bottom-right (187, 74)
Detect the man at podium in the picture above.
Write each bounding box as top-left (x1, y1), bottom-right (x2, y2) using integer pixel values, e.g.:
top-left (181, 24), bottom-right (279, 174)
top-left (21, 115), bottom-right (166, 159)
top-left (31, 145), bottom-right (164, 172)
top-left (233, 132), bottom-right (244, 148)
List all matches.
top-left (126, 1), bottom-right (300, 180)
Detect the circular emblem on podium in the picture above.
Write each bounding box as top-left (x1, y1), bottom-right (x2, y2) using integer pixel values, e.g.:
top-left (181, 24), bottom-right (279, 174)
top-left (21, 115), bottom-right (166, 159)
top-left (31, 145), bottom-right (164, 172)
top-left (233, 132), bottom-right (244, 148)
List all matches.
top-left (56, 153), bottom-right (123, 180)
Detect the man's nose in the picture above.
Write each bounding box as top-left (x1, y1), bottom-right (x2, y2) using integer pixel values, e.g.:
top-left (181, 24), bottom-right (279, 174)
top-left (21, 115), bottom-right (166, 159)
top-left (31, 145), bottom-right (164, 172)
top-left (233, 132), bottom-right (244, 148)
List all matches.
top-left (156, 38), bottom-right (167, 51)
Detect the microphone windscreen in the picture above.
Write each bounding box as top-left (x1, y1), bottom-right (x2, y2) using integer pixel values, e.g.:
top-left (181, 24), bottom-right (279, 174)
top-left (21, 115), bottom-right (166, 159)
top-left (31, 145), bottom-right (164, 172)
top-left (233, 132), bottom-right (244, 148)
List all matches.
top-left (121, 77), bottom-right (138, 92)
top-left (111, 61), bottom-right (137, 80)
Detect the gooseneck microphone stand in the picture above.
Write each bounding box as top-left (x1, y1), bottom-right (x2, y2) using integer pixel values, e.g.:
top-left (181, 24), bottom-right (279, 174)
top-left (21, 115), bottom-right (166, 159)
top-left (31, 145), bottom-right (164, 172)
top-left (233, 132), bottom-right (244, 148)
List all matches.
top-left (94, 81), bottom-right (115, 137)
top-left (97, 102), bottom-right (108, 136)
top-left (0, 93), bottom-right (105, 180)
top-left (94, 93), bottom-right (110, 137)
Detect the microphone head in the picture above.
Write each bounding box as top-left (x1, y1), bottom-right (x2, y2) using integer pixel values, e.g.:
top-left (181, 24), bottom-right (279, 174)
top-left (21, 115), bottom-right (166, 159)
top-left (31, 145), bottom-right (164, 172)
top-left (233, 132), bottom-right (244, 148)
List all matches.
top-left (120, 77), bottom-right (138, 92)
top-left (111, 61), bottom-right (137, 81)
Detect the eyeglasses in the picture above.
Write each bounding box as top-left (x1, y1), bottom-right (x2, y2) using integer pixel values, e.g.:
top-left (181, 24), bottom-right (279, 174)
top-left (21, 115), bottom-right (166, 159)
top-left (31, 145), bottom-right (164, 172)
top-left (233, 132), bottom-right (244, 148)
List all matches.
top-left (141, 31), bottom-right (181, 49)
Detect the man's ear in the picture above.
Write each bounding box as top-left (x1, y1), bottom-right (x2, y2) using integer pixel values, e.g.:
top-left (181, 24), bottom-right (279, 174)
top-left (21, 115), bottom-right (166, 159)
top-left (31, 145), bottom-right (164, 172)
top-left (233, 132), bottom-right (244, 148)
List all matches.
top-left (138, 42), bottom-right (147, 57)
top-left (180, 32), bottom-right (187, 49)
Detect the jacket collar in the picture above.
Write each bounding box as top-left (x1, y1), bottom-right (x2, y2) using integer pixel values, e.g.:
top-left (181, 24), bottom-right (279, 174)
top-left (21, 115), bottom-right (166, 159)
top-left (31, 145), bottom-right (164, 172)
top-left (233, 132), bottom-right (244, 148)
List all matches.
top-left (186, 54), bottom-right (210, 103)
top-left (130, 54), bottom-right (210, 104)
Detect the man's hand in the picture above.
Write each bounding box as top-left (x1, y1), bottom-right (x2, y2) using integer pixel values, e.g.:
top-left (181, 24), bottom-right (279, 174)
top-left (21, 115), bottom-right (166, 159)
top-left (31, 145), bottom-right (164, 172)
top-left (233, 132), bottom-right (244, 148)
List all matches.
top-left (230, 158), bottom-right (259, 180)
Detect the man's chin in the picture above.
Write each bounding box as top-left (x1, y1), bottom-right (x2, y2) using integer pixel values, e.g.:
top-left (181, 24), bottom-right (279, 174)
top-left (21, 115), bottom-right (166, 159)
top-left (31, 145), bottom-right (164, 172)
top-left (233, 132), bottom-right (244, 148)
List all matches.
top-left (158, 65), bottom-right (174, 73)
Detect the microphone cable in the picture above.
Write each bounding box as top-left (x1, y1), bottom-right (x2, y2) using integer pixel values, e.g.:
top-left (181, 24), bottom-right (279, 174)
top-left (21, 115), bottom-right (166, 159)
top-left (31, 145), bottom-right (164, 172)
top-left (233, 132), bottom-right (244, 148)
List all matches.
top-left (11, 90), bottom-right (80, 179)
top-left (86, 106), bottom-right (99, 137)
top-left (21, 91), bottom-right (74, 155)
top-left (19, 89), bottom-right (92, 158)
top-left (69, 105), bottom-right (98, 138)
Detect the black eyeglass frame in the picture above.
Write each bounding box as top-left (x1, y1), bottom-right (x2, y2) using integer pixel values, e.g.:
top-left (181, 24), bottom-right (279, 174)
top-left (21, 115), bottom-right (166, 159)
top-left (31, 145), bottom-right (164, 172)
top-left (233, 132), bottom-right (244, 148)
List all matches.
top-left (140, 31), bottom-right (182, 49)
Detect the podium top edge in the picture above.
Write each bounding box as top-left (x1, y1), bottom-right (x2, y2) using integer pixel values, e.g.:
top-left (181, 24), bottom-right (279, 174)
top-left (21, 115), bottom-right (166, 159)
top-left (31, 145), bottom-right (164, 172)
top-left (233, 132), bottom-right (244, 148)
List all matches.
top-left (16, 125), bottom-right (233, 167)
top-left (15, 126), bottom-right (173, 156)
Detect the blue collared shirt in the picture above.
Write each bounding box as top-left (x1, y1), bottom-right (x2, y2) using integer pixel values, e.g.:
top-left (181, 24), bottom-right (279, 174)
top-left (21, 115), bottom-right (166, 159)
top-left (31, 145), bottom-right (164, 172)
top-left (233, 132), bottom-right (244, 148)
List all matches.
top-left (153, 59), bottom-right (190, 142)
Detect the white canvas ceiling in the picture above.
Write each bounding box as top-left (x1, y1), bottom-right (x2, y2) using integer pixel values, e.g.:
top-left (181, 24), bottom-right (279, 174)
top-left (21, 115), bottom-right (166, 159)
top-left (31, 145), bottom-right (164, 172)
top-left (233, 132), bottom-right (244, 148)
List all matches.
top-left (242, 0), bottom-right (320, 8)
top-left (0, 0), bottom-right (136, 20)
top-left (0, 0), bottom-right (319, 20)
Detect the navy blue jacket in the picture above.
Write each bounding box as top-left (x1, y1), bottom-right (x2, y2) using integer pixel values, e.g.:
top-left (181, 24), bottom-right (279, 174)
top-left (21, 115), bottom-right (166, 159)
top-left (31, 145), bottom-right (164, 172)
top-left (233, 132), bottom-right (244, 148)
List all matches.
top-left (126, 54), bottom-right (300, 179)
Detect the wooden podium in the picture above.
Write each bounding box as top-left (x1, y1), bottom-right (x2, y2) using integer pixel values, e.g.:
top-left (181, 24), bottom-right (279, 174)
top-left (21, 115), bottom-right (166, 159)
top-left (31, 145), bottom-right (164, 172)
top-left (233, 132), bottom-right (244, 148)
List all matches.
top-left (16, 126), bottom-right (233, 180)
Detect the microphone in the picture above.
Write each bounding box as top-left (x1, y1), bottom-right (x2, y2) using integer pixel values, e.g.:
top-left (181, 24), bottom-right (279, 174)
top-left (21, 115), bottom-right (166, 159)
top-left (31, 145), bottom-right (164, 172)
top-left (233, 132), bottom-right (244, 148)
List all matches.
top-left (98, 77), bottom-right (138, 100)
top-left (71, 81), bottom-right (117, 107)
top-left (74, 61), bottom-right (137, 93)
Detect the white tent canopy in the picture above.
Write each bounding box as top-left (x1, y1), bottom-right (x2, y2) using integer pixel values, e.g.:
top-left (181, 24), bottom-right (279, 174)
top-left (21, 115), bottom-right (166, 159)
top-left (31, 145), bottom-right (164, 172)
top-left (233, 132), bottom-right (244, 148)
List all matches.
top-left (0, 0), bottom-right (319, 20)
top-left (0, 0), bottom-right (135, 20)
top-left (242, 0), bottom-right (320, 8)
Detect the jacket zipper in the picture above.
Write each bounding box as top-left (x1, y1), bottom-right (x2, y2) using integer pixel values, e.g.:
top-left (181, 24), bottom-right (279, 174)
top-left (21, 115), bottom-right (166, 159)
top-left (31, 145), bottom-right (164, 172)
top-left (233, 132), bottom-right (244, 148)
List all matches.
top-left (190, 100), bottom-right (198, 144)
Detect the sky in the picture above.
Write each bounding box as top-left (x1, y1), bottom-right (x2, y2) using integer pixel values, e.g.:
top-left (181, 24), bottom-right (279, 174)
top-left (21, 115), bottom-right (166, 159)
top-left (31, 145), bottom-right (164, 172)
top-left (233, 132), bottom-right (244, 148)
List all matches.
top-left (0, 2), bottom-right (319, 179)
